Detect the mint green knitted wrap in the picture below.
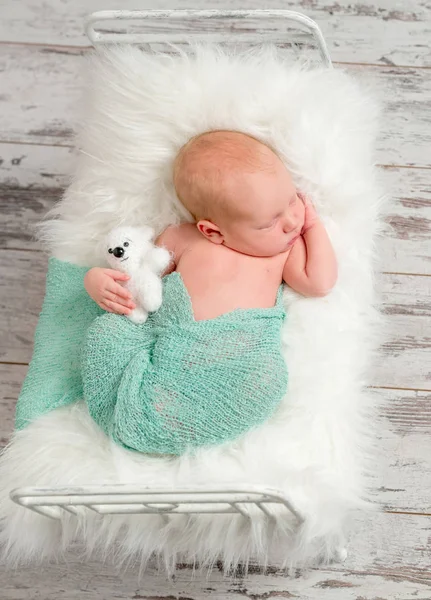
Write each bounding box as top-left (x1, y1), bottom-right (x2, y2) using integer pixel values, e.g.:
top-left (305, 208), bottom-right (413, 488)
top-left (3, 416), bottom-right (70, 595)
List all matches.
top-left (15, 258), bottom-right (103, 431)
top-left (81, 271), bottom-right (289, 455)
top-left (15, 258), bottom-right (288, 455)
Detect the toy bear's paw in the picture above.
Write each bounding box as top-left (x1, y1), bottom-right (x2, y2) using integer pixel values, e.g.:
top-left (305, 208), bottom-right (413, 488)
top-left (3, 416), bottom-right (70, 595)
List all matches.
top-left (150, 246), bottom-right (172, 273)
top-left (128, 308), bottom-right (149, 324)
top-left (142, 285), bottom-right (163, 313)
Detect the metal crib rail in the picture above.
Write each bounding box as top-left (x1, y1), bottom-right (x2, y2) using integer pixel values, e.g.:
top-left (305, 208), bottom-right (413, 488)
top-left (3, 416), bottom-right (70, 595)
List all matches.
top-left (11, 484), bottom-right (305, 523)
top-left (85, 9), bottom-right (332, 68)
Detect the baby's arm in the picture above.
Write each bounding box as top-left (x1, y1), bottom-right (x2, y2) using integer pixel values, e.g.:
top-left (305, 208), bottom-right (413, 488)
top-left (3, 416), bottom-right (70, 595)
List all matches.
top-left (282, 202), bottom-right (338, 297)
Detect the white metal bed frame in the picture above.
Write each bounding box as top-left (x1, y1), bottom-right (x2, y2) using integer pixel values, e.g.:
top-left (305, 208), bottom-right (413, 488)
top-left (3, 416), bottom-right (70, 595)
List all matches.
top-left (11, 484), bottom-right (304, 522)
top-left (85, 9), bottom-right (332, 67)
top-left (11, 9), bottom-right (331, 530)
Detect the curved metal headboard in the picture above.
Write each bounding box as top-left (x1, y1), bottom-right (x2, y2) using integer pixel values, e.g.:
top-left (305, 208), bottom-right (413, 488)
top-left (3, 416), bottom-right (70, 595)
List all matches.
top-left (85, 9), bottom-right (332, 68)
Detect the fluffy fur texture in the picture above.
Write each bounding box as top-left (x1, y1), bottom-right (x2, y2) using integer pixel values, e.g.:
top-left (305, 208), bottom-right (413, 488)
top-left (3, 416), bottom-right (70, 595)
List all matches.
top-left (0, 42), bottom-right (387, 574)
top-left (105, 225), bottom-right (171, 323)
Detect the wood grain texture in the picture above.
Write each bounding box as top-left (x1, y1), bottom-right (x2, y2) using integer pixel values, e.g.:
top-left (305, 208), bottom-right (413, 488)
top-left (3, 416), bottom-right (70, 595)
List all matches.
top-left (0, 251), bottom-right (48, 363)
top-left (1, 0), bottom-right (431, 67)
top-left (0, 142), bottom-right (76, 188)
top-left (371, 272), bottom-right (431, 390)
top-left (0, 46), bottom-right (430, 167)
top-left (0, 364), bottom-right (26, 446)
top-left (0, 512), bottom-right (430, 599)
top-left (0, 185), bottom-right (61, 251)
top-left (379, 166), bottom-right (431, 275)
top-left (370, 387), bottom-right (431, 513)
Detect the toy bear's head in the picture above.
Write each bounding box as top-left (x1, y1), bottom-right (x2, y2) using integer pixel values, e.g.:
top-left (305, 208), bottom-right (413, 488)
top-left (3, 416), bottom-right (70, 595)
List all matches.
top-left (104, 225), bottom-right (155, 273)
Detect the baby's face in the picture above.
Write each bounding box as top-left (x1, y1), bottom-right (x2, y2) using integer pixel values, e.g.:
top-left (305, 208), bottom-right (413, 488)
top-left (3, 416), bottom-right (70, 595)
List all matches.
top-left (215, 160), bottom-right (306, 257)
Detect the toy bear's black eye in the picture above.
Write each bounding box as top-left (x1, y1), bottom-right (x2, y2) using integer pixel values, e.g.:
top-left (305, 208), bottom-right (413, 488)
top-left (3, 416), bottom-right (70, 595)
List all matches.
top-left (108, 248), bottom-right (113, 254)
top-left (124, 241), bottom-right (129, 247)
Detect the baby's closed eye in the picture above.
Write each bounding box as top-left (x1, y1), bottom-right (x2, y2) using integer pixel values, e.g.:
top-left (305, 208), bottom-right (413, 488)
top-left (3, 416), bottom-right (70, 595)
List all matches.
top-left (258, 215), bottom-right (281, 230)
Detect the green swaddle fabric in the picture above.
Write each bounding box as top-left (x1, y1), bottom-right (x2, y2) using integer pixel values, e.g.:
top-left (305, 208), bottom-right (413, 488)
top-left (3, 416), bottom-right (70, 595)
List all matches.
top-left (15, 257), bottom-right (289, 454)
top-left (81, 271), bottom-right (289, 455)
top-left (15, 258), bottom-right (103, 431)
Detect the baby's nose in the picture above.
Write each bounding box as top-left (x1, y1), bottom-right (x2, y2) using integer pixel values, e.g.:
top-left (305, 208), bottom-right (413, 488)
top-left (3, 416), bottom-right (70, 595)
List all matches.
top-left (282, 213), bottom-right (298, 232)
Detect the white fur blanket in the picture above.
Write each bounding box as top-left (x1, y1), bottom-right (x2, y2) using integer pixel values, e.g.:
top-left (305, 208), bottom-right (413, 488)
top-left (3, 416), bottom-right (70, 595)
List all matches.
top-left (0, 43), bottom-right (386, 573)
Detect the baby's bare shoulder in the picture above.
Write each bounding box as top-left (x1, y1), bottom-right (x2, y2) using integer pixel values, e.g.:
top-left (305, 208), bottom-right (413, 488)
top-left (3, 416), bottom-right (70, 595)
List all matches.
top-left (156, 222), bottom-right (198, 260)
top-left (167, 222), bottom-right (199, 246)
top-left (176, 222), bottom-right (199, 237)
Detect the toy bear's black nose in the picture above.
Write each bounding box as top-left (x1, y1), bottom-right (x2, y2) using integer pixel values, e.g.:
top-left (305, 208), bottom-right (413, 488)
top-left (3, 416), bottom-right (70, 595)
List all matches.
top-left (113, 246), bottom-right (124, 258)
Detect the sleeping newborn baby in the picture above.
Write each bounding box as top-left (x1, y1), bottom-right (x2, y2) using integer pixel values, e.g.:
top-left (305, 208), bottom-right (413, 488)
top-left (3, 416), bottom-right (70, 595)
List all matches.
top-left (81, 130), bottom-right (338, 456)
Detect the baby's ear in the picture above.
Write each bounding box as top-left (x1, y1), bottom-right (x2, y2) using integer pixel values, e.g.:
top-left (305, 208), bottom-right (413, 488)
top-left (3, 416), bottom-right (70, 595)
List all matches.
top-left (196, 220), bottom-right (224, 244)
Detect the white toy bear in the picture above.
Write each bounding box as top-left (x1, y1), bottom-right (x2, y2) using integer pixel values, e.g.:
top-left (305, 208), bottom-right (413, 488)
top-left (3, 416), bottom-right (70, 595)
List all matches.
top-left (104, 225), bottom-right (171, 324)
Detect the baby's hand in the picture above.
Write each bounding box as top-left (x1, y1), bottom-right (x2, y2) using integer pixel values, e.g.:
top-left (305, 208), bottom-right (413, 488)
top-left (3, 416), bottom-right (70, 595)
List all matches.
top-left (298, 191), bottom-right (319, 234)
top-left (83, 267), bottom-right (137, 315)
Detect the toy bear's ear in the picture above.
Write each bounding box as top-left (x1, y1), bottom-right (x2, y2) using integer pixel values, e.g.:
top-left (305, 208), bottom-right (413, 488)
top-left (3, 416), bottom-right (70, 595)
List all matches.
top-left (137, 226), bottom-right (155, 241)
top-left (103, 228), bottom-right (118, 253)
top-left (95, 234), bottom-right (111, 266)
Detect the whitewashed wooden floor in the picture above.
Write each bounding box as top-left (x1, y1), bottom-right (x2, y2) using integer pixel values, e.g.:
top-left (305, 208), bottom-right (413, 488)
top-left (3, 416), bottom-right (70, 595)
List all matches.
top-left (1, 1), bottom-right (430, 598)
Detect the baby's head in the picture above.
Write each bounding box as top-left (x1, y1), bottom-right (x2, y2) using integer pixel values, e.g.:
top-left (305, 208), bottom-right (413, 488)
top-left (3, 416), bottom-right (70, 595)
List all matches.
top-left (173, 130), bottom-right (305, 257)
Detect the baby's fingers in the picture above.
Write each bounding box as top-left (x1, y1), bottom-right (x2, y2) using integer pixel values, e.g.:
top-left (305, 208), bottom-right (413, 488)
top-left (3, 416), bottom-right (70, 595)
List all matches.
top-left (297, 191), bottom-right (310, 205)
top-left (104, 290), bottom-right (136, 309)
top-left (101, 299), bottom-right (133, 315)
top-left (106, 280), bottom-right (133, 301)
top-left (100, 302), bottom-right (115, 314)
top-left (103, 269), bottom-right (130, 281)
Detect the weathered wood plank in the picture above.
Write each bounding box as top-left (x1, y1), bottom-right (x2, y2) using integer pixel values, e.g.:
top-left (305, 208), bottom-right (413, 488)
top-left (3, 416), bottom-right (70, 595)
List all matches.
top-left (0, 144), bottom-right (74, 250)
top-left (0, 512), bottom-right (430, 599)
top-left (1, 147), bottom-right (430, 274)
top-left (0, 46), bottom-right (430, 167)
top-left (0, 186), bottom-right (61, 251)
top-left (379, 166), bottom-right (431, 275)
top-left (370, 387), bottom-right (431, 513)
top-left (369, 65), bottom-right (431, 168)
top-left (1, 251), bottom-right (429, 387)
top-left (372, 272), bottom-right (431, 389)
top-left (1, 0), bottom-right (431, 67)
top-left (0, 363), bottom-right (25, 446)
top-left (0, 251), bottom-right (48, 364)
top-left (0, 143), bottom-right (76, 188)
top-left (0, 46), bottom-right (82, 146)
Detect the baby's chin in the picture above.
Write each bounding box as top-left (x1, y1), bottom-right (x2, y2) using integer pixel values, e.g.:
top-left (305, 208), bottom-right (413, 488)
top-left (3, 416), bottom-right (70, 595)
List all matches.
top-left (223, 241), bottom-right (287, 258)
